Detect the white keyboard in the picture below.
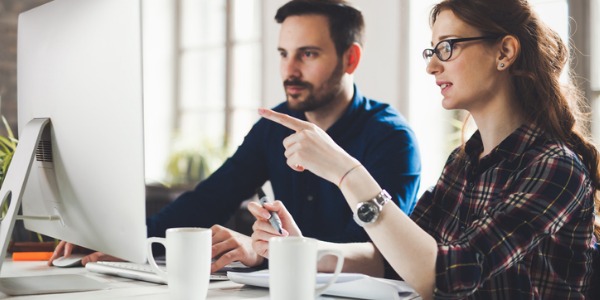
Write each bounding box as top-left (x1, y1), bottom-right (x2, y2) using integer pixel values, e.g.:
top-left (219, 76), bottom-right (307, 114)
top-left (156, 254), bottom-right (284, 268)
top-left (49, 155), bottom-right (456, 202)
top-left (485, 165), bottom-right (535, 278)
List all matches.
top-left (85, 261), bottom-right (229, 284)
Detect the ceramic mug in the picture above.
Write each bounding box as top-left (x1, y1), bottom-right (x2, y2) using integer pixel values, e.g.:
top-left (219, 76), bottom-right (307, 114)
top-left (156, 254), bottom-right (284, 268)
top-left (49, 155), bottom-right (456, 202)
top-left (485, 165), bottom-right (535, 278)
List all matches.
top-left (147, 227), bottom-right (212, 300)
top-left (269, 236), bottom-right (344, 300)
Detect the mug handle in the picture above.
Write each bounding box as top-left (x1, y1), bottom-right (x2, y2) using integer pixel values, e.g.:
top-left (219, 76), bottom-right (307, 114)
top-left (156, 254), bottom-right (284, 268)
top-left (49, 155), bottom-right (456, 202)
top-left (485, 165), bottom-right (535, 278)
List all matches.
top-left (314, 249), bottom-right (344, 297)
top-left (147, 237), bottom-right (168, 281)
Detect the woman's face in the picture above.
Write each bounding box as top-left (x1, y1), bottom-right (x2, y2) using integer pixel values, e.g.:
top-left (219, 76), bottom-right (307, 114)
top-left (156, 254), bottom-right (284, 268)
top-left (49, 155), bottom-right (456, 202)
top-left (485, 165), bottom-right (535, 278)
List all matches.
top-left (426, 9), bottom-right (501, 112)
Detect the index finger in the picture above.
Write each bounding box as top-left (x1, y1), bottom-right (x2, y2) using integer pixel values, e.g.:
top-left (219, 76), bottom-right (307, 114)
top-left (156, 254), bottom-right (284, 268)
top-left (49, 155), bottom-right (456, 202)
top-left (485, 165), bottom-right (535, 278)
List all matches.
top-left (258, 108), bottom-right (311, 132)
top-left (48, 241), bottom-right (67, 266)
top-left (247, 201), bottom-right (272, 220)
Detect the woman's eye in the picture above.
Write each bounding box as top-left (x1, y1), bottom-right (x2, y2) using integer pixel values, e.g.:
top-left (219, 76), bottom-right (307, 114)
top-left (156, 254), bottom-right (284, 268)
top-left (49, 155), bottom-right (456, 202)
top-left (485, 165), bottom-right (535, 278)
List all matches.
top-left (442, 43), bottom-right (452, 53)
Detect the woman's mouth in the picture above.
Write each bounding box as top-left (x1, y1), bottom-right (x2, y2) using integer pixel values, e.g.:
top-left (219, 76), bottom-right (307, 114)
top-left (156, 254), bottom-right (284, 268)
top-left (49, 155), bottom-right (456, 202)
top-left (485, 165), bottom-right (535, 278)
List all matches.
top-left (439, 83), bottom-right (452, 90)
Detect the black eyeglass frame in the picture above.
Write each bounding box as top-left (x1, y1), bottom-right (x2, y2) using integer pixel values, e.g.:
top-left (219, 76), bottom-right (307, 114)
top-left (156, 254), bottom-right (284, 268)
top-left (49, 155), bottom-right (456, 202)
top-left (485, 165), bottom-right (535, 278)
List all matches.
top-left (422, 36), bottom-right (501, 63)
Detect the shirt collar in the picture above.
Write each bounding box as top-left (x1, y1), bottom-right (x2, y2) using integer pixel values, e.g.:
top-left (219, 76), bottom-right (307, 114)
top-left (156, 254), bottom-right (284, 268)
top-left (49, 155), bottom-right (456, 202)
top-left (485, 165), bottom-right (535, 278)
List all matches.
top-left (326, 84), bottom-right (364, 136)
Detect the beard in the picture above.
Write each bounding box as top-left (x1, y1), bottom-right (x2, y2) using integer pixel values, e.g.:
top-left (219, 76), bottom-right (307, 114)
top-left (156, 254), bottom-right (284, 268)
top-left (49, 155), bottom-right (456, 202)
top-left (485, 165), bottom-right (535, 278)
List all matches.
top-left (283, 59), bottom-right (345, 112)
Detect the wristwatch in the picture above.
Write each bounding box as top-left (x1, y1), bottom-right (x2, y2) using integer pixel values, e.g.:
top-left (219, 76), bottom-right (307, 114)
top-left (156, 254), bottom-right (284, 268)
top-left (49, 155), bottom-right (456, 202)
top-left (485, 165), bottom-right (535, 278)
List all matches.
top-left (353, 190), bottom-right (391, 227)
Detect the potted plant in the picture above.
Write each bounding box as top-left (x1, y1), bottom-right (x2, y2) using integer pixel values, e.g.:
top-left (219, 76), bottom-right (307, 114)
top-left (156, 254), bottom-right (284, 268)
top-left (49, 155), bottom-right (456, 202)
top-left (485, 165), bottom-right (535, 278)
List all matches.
top-left (164, 139), bottom-right (228, 188)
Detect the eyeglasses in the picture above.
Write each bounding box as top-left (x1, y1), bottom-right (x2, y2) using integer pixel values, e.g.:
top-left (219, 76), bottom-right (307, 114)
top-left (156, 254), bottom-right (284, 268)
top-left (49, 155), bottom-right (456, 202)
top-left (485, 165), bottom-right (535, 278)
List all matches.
top-left (422, 36), bottom-right (501, 63)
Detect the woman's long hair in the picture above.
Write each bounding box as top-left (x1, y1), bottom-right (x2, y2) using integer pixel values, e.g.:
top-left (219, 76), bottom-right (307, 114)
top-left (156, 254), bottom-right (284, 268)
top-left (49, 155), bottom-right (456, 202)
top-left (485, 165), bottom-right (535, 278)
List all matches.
top-left (431, 0), bottom-right (600, 239)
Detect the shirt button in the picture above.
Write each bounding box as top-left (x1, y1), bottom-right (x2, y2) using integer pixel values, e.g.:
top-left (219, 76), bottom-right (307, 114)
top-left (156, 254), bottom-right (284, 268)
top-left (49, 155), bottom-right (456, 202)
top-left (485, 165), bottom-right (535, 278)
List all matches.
top-left (307, 195), bottom-right (314, 201)
top-left (468, 182), bottom-right (474, 188)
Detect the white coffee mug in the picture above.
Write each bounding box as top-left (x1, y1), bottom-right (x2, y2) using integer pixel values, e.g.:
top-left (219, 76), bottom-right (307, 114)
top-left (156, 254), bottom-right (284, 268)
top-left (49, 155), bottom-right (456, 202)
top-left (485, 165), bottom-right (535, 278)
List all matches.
top-left (269, 236), bottom-right (344, 300)
top-left (147, 227), bottom-right (212, 300)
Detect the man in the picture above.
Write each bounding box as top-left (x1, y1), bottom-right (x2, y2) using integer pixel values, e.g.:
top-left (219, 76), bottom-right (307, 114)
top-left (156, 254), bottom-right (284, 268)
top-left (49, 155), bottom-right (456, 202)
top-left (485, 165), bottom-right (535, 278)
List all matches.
top-left (50, 0), bottom-right (421, 278)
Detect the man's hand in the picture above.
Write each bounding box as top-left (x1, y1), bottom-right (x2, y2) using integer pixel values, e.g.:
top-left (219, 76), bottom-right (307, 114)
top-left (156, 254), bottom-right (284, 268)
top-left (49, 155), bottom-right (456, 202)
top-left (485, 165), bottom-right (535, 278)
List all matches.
top-left (210, 225), bottom-right (264, 272)
top-left (47, 240), bottom-right (122, 266)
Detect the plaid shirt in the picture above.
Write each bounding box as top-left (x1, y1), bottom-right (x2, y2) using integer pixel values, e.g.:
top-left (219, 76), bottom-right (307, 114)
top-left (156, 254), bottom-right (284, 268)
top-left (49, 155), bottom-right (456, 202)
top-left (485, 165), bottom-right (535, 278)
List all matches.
top-left (411, 124), bottom-right (595, 299)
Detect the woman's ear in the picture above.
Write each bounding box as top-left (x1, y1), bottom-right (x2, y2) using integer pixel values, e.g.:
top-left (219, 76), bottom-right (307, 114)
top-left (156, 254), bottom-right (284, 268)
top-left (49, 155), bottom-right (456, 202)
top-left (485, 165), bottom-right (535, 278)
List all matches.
top-left (344, 43), bottom-right (362, 74)
top-left (497, 35), bottom-right (520, 70)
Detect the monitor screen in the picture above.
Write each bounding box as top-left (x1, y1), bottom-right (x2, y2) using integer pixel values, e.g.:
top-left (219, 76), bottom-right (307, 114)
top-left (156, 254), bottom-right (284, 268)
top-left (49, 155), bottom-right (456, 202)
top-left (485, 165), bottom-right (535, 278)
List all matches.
top-left (1, 0), bottom-right (147, 266)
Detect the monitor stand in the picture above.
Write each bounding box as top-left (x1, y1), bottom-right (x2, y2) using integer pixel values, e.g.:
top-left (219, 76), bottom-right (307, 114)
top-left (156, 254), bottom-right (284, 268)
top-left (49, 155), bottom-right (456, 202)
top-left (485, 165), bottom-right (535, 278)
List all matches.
top-left (0, 118), bottom-right (51, 270)
top-left (0, 118), bottom-right (106, 295)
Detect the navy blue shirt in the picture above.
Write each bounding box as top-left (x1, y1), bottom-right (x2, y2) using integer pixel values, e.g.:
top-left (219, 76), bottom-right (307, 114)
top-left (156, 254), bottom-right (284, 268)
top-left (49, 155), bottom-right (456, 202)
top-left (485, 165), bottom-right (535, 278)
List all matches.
top-left (147, 85), bottom-right (421, 244)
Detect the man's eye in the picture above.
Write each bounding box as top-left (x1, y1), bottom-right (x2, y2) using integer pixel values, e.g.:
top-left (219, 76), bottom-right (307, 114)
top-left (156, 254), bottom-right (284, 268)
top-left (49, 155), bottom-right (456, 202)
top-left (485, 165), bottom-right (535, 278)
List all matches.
top-left (303, 51), bottom-right (317, 58)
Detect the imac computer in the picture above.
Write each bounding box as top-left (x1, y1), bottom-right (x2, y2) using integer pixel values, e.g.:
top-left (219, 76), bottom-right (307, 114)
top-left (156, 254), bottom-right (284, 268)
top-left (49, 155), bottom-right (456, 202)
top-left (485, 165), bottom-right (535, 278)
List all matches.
top-left (0, 0), bottom-right (147, 290)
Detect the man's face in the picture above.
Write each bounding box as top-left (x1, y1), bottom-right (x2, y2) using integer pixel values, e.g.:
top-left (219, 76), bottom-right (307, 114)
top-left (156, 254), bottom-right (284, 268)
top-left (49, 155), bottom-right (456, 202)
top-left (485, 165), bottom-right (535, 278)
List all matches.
top-left (278, 14), bottom-right (346, 112)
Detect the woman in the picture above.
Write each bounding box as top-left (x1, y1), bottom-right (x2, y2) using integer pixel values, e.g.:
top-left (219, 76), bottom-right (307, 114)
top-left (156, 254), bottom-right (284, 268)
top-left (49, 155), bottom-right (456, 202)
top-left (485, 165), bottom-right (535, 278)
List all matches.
top-left (249, 0), bottom-right (600, 299)
top-left (249, 0), bottom-right (598, 299)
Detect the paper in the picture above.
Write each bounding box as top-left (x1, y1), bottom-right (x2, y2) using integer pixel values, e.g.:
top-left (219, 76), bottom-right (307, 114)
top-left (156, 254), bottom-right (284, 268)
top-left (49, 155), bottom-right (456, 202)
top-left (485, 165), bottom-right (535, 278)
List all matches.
top-left (227, 270), bottom-right (421, 300)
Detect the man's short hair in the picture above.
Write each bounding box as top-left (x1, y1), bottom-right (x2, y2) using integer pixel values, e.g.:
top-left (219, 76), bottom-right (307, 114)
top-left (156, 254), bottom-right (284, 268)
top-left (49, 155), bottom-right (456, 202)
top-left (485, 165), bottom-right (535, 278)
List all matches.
top-left (275, 0), bottom-right (365, 56)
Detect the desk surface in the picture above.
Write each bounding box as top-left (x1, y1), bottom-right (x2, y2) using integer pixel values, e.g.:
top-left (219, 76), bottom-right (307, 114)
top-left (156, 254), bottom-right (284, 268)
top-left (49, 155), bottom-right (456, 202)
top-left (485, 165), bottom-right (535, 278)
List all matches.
top-left (0, 260), bottom-right (349, 299)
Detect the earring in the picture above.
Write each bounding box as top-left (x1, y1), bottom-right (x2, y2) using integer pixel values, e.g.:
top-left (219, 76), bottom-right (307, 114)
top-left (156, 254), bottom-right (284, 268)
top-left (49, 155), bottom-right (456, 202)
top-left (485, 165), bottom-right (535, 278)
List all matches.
top-left (499, 63), bottom-right (505, 68)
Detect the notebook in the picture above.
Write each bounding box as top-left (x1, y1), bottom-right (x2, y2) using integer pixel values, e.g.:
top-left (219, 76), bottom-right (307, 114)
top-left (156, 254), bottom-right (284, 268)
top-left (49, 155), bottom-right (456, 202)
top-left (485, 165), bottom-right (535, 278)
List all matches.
top-left (86, 260), bottom-right (252, 284)
top-left (227, 270), bottom-right (421, 300)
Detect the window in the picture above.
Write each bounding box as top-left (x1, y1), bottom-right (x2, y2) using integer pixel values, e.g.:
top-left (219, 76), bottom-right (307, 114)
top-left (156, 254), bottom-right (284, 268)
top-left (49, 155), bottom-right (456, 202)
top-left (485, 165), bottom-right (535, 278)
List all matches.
top-left (177, 0), bottom-right (262, 151)
top-left (143, 0), bottom-right (262, 183)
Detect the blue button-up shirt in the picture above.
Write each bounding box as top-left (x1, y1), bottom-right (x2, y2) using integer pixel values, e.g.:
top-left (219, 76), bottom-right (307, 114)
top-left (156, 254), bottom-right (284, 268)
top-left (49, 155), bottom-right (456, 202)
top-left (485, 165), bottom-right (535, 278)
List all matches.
top-left (147, 85), bottom-right (421, 246)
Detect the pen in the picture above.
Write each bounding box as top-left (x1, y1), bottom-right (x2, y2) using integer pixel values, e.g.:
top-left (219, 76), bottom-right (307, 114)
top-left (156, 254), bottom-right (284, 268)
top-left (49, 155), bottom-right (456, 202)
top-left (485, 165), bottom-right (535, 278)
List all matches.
top-left (256, 188), bottom-right (283, 234)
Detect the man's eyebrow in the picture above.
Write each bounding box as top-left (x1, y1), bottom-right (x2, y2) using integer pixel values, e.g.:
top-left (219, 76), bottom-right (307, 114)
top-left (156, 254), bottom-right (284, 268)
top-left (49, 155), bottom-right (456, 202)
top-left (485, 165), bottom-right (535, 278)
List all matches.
top-left (276, 46), bottom-right (323, 52)
top-left (298, 46), bottom-right (322, 52)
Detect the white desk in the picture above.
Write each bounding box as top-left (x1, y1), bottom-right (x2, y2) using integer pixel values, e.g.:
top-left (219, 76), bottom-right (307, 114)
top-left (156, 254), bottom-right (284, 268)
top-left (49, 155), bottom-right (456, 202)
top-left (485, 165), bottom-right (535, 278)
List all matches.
top-left (0, 260), bottom-right (348, 299)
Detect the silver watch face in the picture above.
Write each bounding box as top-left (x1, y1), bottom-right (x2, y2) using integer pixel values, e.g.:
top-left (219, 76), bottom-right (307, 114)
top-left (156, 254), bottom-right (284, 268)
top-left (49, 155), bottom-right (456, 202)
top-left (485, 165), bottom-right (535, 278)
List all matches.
top-left (357, 201), bottom-right (380, 223)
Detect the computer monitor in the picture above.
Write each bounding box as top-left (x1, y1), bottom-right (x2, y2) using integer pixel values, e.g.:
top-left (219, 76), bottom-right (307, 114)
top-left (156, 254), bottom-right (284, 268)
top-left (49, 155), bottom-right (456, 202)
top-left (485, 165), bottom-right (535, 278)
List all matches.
top-left (0, 0), bottom-right (147, 274)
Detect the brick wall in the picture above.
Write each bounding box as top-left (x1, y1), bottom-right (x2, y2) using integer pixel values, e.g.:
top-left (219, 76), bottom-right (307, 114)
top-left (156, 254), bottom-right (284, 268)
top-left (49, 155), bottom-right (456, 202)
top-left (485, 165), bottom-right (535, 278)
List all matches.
top-left (0, 0), bottom-right (51, 137)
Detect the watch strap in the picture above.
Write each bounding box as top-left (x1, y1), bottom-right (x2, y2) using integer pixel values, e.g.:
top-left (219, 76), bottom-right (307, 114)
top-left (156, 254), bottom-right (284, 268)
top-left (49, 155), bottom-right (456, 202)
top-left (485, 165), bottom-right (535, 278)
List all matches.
top-left (372, 189), bottom-right (391, 208)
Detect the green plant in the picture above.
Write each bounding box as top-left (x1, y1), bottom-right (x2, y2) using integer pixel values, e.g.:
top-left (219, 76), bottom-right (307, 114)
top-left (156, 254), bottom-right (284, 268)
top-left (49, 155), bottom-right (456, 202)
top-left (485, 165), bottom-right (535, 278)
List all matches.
top-left (164, 139), bottom-right (228, 187)
top-left (0, 115), bottom-right (17, 219)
